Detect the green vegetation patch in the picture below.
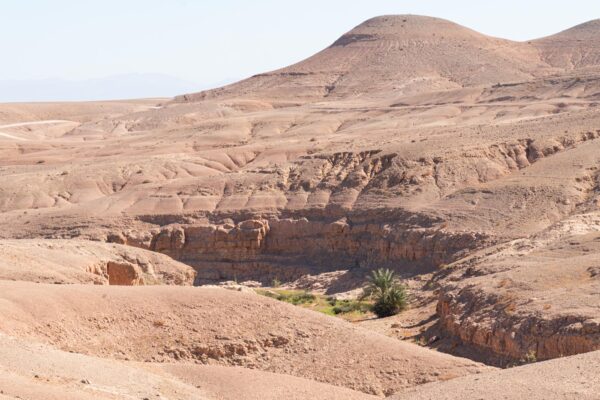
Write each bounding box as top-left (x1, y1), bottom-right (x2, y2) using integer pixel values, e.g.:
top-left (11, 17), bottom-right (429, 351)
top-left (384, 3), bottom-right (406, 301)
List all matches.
top-left (256, 289), bottom-right (373, 321)
top-left (259, 289), bottom-right (317, 305)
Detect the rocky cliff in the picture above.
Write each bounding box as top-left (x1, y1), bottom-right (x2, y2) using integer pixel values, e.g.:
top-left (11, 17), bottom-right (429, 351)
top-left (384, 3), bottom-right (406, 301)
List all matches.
top-left (108, 213), bottom-right (488, 284)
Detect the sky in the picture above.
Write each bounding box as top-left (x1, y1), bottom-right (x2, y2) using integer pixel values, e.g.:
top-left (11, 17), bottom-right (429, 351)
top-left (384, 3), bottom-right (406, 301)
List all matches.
top-left (1, 0), bottom-right (599, 101)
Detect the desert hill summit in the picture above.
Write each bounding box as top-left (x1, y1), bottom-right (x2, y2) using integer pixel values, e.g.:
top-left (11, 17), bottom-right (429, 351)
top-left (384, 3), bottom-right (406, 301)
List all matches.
top-left (541, 17), bottom-right (600, 39)
top-left (533, 18), bottom-right (600, 69)
top-left (178, 15), bottom-right (556, 102)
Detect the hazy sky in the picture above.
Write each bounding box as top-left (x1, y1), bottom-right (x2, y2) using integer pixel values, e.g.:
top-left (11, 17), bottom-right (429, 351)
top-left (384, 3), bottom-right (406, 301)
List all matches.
top-left (2, 0), bottom-right (600, 87)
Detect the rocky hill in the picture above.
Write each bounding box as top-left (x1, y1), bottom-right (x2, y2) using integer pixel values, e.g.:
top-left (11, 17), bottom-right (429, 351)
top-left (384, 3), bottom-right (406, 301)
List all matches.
top-left (177, 15), bottom-right (550, 102)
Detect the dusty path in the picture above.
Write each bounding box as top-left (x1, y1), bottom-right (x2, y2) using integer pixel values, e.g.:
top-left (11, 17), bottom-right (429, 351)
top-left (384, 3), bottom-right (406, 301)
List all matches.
top-left (0, 132), bottom-right (26, 140)
top-left (0, 120), bottom-right (73, 140)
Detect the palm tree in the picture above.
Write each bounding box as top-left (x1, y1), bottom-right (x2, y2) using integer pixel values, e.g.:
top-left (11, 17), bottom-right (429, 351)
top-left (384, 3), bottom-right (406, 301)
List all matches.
top-left (361, 268), bottom-right (408, 318)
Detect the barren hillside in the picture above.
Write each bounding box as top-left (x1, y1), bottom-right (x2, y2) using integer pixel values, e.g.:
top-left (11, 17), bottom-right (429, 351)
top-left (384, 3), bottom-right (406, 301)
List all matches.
top-left (177, 15), bottom-right (551, 102)
top-left (533, 19), bottom-right (600, 70)
top-left (0, 282), bottom-right (487, 396)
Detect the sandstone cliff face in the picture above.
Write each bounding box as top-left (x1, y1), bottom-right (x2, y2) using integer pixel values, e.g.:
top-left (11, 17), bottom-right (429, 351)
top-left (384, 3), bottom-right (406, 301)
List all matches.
top-left (437, 289), bottom-right (600, 363)
top-left (432, 223), bottom-right (600, 364)
top-left (106, 261), bottom-right (146, 285)
top-left (110, 215), bottom-right (488, 284)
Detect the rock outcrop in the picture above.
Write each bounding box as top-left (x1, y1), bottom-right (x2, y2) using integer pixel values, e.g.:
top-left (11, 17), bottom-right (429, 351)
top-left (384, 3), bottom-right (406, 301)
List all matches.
top-left (437, 289), bottom-right (600, 363)
top-left (0, 239), bottom-right (196, 286)
top-left (432, 217), bottom-right (600, 363)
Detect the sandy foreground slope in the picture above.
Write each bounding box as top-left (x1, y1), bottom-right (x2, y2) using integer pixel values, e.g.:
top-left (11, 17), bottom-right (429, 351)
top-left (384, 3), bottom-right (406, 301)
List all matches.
top-left (0, 333), bottom-right (209, 400)
top-left (390, 350), bottom-right (600, 400)
top-left (154, 364), bottom-right (379, 400)
top-left (0, 281), bottom-right (487, 396)
top-left (0, 332), bottom-right (378, 400)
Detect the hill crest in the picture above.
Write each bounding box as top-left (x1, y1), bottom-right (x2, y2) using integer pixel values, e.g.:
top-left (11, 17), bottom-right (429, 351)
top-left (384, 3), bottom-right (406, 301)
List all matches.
top-left (177, 14), bottom-right (548, 102)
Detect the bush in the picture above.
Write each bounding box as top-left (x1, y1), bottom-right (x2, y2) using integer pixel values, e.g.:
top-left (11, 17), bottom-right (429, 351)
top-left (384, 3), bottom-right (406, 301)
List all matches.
top-left (332, 299), bottom-right (367, 315)
top-left (268, 290), bottom-right (316, 305)
top-left (361, 268), bottom-right (408, 318)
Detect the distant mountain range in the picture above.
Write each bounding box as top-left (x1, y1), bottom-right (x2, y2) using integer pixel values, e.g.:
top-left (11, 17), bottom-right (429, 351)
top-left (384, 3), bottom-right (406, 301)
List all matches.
top-left (0, 73), bottom-right (236, 102)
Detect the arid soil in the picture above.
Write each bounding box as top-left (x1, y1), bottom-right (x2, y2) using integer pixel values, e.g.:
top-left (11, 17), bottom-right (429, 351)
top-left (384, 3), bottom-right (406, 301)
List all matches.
top-left (1, 14), bottom-right (600, 398)
top-left (389, 350), bottom-right (600, 400)
top-left (0, 282), bottom-right (487, 396)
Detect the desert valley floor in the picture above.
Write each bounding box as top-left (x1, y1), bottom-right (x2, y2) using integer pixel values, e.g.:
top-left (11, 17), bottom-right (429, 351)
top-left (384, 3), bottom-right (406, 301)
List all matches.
top-left (1, 15), bottom-right (600, 399)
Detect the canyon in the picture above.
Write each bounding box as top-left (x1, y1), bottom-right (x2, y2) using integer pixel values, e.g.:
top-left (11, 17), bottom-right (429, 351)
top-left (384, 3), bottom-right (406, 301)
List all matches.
top-left (1, 14), bottom-right (600, 399)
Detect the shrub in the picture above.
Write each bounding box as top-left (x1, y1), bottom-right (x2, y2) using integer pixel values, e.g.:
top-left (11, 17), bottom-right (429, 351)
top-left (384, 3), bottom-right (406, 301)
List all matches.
top-left (282, 291), bottom-right (316, 305)
top-left (256, 289), bottom-right (371, 320)
top-left (522, 349), bottom-right (537, 364)
top-left (332, 299), bottom-right (368, 315)
top-left (262, 290), bottom-right (316, 305)
top-left (361, 268), bottom-right (408, 318)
